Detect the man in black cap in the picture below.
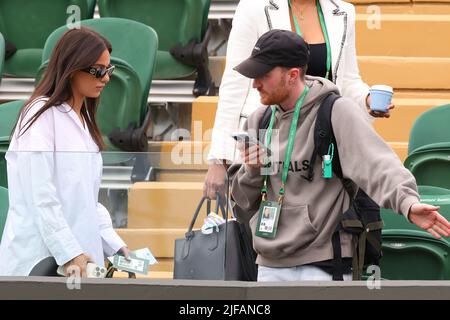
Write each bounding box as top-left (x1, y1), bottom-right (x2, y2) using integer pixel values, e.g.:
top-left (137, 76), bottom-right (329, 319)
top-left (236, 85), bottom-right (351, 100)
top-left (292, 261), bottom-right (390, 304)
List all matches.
top-left (231, 29), bottom-right (450, 281)
top-left (234, 30), bottom-right (310, 110)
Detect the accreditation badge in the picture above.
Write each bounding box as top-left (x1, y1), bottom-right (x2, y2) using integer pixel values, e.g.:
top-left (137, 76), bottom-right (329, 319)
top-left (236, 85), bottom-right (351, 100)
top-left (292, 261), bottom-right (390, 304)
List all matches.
top-left (255, 201), bottom-right (281, 239)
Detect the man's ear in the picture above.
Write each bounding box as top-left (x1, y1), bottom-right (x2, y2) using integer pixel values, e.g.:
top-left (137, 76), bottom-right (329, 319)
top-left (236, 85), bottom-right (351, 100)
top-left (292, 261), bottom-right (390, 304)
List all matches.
top-left (289, 68), bottom-right (301, 83)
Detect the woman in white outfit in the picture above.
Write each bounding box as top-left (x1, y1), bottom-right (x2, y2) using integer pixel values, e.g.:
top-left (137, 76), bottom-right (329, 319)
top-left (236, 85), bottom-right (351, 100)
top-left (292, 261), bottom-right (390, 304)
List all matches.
top-left (0, 28), bottom-right (129, 277)
top-left (204, 0), bottom-right (394, 199)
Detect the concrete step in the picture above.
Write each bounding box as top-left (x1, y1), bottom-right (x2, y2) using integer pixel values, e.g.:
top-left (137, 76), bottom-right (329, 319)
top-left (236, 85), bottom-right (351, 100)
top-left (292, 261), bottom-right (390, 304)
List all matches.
top-left (116, 228), bottom-right (184, 258)
top-left (146, 140), bottom-right (210, 183)
top-left (148, 141), bottom-right (210, 171)
top-left (359, 56), bottom-right (450, 89)
top-left (191, 96), bottom-right (220, 141)
top-left (354, 3), bottom-right (450, 15)
top-left (213, 55), bottom-right (450, 89)
top-left (157, 171), bottom-right (206, 182)
top-left (393, 90), bottom-right (450, 100)
top-left (355, 13), bottom-right (450, 57)
top-left (128, 182), bottom-right (218, 229)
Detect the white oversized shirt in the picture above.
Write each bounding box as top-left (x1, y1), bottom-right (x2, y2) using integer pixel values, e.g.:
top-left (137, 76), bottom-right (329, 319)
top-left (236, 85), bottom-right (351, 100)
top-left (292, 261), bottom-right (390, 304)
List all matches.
top-left (0, 97), bottom-right (126, 276)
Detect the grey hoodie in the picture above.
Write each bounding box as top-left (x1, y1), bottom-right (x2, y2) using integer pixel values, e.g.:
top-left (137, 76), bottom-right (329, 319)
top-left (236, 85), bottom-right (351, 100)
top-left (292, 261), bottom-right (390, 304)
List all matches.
top-left (231, 76), bottom-right (419, 268)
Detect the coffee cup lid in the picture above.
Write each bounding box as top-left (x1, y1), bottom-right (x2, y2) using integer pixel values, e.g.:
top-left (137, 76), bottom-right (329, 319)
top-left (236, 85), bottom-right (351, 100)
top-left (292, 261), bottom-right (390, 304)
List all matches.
top-left (370, 85), bottom-right (393, 93)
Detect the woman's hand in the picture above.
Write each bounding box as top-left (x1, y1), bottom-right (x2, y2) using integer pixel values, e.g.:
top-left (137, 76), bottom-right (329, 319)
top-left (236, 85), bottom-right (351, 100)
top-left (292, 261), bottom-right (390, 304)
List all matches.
top-left (366, 95), bottom-right (395, 118)
top-left (63, 253), bottom-right (91, 277)
top-left (117, 246), bottom-right (131, 260)
top-left (203, 163), bottom-right (228, 200)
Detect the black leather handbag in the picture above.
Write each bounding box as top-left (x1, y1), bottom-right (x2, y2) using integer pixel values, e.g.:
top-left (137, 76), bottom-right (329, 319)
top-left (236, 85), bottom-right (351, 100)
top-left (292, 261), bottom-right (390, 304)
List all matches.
top-left (173, 195), bottom-right (257, 281)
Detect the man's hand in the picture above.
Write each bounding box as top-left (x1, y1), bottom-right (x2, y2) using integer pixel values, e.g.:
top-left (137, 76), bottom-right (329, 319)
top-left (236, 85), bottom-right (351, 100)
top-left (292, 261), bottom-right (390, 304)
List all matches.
top-left (238, 142), bottom-right (268, 170)
top-left (366, 95), bottom-right (395, 118)
top-left (63, 253), bottom-right (91, 277)
top-left (204, 162), bottom-right (228, 200)
top-left (408, 203), bottom-right (450, 238)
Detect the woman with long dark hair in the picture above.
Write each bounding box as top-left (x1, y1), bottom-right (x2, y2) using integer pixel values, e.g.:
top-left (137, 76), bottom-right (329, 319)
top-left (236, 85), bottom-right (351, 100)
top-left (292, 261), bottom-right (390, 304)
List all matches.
top-left (0, 27), bottom-right (129, 277)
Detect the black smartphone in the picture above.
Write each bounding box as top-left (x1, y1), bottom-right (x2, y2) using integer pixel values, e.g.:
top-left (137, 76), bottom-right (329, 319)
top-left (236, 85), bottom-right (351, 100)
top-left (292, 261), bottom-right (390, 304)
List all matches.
top-left (231, 132), bottom-right (271, 156)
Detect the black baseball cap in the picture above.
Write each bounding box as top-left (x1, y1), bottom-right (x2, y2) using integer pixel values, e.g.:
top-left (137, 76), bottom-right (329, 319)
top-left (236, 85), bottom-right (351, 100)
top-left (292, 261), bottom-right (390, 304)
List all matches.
top-left (234, 29), bottom-right (310, 79)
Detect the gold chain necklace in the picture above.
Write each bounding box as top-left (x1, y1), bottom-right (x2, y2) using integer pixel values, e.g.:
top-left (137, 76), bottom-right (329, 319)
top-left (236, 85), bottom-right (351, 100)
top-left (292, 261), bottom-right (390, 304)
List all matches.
top-left (292, 1), bottom-right (313, 21)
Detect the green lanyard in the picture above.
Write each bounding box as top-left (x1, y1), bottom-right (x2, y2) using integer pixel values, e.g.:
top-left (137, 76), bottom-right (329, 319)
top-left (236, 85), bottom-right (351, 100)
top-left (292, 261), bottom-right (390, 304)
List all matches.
top-left (288, 0), bottom-right (332, 80)
top-left (262, 86), bottom-right (310, 203)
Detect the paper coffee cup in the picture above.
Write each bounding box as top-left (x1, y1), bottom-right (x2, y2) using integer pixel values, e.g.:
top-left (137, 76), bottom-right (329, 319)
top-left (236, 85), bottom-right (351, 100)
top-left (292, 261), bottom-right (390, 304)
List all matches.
top-left (369, 85), bottom-right (393, 112)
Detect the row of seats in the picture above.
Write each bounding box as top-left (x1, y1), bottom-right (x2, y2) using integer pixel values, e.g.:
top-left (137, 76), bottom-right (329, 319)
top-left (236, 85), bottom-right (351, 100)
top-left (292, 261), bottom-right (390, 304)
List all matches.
top-left (0, 17), bottom-right (160, 189)
top-left (0, 0), bottom-right (214, 96)
top-left (380, 102), bottom-right (450, 280)
top-left (0, 0), bottom-right (96, 77)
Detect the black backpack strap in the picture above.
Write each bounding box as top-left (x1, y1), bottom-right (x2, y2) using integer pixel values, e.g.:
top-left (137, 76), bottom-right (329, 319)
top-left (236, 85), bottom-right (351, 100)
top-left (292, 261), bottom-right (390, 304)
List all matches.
top-left (331, 231), bottom-right (344, 281)
top-left (302, 92), bottom-right (342, 181)
top-left (312, 92), bottom-right (347, 281)
top-left (257, 106), bottom-right (274, 147)
top-left (259, 105), bottom-right (273, 131)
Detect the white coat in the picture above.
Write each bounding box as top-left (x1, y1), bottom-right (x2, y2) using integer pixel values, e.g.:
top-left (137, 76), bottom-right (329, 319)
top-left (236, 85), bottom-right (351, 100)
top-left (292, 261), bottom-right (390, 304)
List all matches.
top-left (0, 97), bottom-right (126, 276)
top-left (208, 0), bottom-right (371, 161)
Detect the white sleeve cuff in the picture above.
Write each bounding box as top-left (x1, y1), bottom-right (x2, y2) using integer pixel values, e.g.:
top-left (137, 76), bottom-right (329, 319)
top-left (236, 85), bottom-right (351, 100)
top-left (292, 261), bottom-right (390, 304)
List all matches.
top-left (45, 228), bottom-right (84, 266)
top-left (101, 228), bottom-right (126, 257)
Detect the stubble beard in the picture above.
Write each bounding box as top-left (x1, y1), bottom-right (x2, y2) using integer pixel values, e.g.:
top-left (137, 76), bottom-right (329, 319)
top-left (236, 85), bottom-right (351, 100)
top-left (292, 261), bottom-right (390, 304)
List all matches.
top-left (260, 77), bottom-right (290, 106)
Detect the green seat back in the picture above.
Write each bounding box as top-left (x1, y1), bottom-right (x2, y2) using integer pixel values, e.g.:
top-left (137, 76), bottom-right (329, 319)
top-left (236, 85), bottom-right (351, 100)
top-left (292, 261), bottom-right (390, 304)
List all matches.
top-left (0, 186), bottom-right (8, 240)
top-left (87, 0), bottom-right (97, 18)
top-left (381, 186), bottom-right (450, 279)
top-left (0, 100), bottom-right (25, 188)
top-left (98, 0), bottom-right (211, 79)
top-left (404, 146), bottom-right (450, 190)
top-left (0, 0), bottom-right (94, 77)
top-left (0, 100), bottom-right (24, 140)
top-left (382, 185), bottom-right (450, 237)
top-left (41, 18), bottom-right (158, 113)
top-left (408, 104), bottom-right (450, 155)
top-left (0, 32), bottom-right (4, 80)
top-left (381, 230), bottom-right (450, 280)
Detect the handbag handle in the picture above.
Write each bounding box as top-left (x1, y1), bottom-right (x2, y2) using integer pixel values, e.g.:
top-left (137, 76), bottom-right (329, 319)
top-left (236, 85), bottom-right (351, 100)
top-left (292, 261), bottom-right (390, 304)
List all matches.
top-left (105, 260), bottom-right (136, 279)
top-left (185, 193), bottom-right (227, 237)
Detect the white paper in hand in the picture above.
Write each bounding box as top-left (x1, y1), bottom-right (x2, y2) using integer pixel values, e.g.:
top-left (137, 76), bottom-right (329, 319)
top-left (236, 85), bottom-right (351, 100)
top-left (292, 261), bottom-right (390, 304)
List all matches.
top-left (133, 248), bottom-right (158, 265)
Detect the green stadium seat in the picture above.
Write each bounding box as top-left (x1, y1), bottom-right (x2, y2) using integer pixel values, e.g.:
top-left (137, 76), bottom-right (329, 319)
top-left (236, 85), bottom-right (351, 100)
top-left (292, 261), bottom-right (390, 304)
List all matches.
top-left (87, 0), bottom-right (97, 18)
top-left (0, 32), bottom-right (4, 81)
top-left (0, 100), bottom-right (25, 189)
top-left (380, 186), bottom-right (450, 280)
top-left (382, 185), bottom-right (450, 235)
top-left (404, 105), bottom-right (450, 189)
top-left (408, 104), bottom-right (450, 155)
top-left (38, 18), bottom-right (158, 152)
top-left (98, 0), bottom-right (214, 96)
top-left (0, 186), bottom-right (8, 240)
top-left (381, 230), bottom-right (450, 280)
top-left (404, 144), bottom-right (450, 190)
top-left (0, 0), bottom-right (95, 77)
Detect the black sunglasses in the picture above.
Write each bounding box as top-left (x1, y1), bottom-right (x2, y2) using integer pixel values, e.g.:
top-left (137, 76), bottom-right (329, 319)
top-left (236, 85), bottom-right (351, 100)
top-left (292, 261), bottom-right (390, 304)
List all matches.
top-left (82, 64), bottom-right (115, 79)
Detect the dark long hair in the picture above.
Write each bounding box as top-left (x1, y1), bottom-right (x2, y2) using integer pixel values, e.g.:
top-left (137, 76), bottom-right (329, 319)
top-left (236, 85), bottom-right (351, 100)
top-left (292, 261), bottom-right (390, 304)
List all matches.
top-left (13, 27), bottom-right (112, 151)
